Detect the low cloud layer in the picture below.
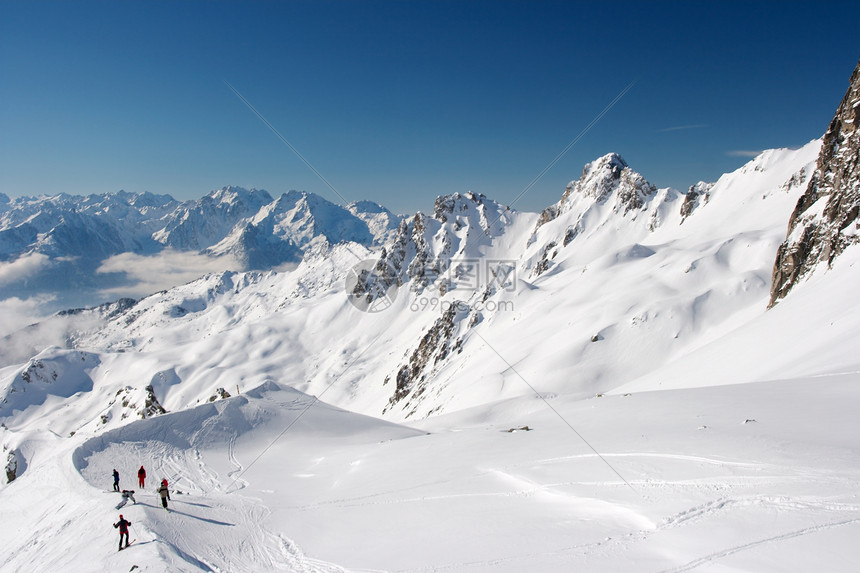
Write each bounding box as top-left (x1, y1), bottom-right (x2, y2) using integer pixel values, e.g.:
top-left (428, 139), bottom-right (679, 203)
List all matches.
top-left (0, 295), bottom-right (56, 338)
top-left (96, 248), bottom-right (243, 299)
top-left (0, 253), bottom-right (51, 288)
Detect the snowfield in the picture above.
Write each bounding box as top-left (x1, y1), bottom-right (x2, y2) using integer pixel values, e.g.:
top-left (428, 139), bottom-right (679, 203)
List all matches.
top-left (1, 142), bottom-right (859, 572)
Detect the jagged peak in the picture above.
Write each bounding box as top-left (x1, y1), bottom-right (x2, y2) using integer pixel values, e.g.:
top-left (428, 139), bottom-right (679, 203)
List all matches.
top-left (563, 152), bottom-right (654, 204)
top-left (433, 191), bottom-right (495, 222)
top-left (534, 153), bottom-right (657, 232)
top-left (348, 199), bottom-right (392, 216)
top-left (586, 152), bottom-right (629, 176)
top-left (205, 186), bottom-right (273, 206)
top-left (127, 190), bottom-right (177, 207)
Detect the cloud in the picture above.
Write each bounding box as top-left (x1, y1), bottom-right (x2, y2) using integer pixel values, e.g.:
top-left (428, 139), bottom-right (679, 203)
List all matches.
top-left (96, 248), bottom-right (243, 298)
top-left (0, 295), bottom-right (110, 367)
top-left (0, 253), bottom-right (52, 287)
top-left (0, 295), bottom-right (56, 338)
top-left (726, 150), bottom-right (763, 158)
top-left (657, 124), bottom-right (709, 133)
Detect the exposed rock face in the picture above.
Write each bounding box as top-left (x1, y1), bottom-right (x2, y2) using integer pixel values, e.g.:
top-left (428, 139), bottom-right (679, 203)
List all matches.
top-left (208, 388), bottom-right (232, 402)
top-left (5, 448), bottom-right (18, 483)
top-left (374, 191), bottom-right (507, 293)
top-left (770, 60), bottom-right (860, 306)
top-left (141, 385), bottom-right (167, 418)
top-left (383, 304), bottom-right (465, 417)
top-left (680, 182), bottom-right (713, 224)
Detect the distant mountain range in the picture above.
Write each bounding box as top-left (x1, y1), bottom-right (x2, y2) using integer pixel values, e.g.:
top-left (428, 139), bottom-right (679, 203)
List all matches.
top-left (0, 187), bottom-right (401, 307)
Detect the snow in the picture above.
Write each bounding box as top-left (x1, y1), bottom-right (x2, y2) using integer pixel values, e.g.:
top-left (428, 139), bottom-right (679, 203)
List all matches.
top-left (3, 372), bottom-right (858, 571)
top-left (1, 142), bottom-right (860, 571)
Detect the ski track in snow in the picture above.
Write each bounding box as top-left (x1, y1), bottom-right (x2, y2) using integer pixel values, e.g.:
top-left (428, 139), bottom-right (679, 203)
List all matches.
top-left (656, 518), bottom-right (860, 573)
top-left (226, 435), bottom-right (249, 492)
top-left (64, 396), bottom-right (355, 573)
top-left (281, 447), bottom-right (860, 573)
top-left (4, 382), bottom-right (860, 572)
top-left (386, 494), bottom-right (860, 573)
top-left (139, 493), bottom-right (349, 573)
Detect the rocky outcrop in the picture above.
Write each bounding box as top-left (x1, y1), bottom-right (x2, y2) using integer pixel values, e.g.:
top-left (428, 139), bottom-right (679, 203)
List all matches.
top-left (374, 192), bottom-right (507, 294)
top-left (383, 304), bottom-right (465, 417)
top-left (680, 182), bottom-right (713, 223)
top-left (770, 59), bottom-right (860, 306)
top-left (208, 388), bottom-right (232, 402)
top-left (5, 447), bottom-right (18, 483)
top-left (141, 385), bottom-right (167, 418)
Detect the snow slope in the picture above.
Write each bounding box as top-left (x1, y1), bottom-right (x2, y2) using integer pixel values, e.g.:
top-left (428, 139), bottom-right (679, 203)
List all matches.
top-left (2, 372), bottom-right (858, 571)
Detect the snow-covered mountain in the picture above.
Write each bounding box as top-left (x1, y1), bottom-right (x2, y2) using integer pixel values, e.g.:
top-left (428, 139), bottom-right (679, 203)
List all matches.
top-left (24, 140), bottom-right (822, 422)
top-left (0, 187), bottom-right (401, 309)
top-left (1, 61), bottom-right (859, 573)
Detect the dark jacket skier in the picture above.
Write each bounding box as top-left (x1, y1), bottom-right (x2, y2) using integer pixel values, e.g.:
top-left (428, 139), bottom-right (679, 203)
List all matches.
top-left (137, 465), bottom-right (146, 488)
top-left (112, 469), bottom-right (120, 492)
top-left (113, 514), bottom-right (131, 550)
top-left (116, 489), bottom-right (136, 510)
top-left (157, 482), bottom-right (170, 510)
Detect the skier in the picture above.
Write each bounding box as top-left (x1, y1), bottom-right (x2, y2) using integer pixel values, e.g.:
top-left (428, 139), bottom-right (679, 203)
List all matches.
top-left (157, 480), bottom-right (170, 511)
top-left (112, 469), bottom-right (120, 492)
top-left (113, 514), bottom-right (131, 550)
top-left (115, 489), bottom-right (136, 510)
top-left (137, 465), bottom-right (146, 488)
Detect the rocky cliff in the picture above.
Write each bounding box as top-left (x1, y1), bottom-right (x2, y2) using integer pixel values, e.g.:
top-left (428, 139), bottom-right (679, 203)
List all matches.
top-left (770, 59), bottom-right (860, 306)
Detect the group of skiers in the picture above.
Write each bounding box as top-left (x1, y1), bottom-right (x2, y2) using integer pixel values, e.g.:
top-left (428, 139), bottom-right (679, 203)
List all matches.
top-left (110, 465), bottom-right (173, 551)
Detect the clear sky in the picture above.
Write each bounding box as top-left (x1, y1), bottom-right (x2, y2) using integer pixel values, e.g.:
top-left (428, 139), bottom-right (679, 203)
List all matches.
top-left (1, 0), bottom-right (858, 214)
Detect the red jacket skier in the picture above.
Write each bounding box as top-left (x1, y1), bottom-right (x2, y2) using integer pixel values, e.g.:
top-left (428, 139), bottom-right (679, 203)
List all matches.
top-left (138, 465), bottom-right (146, 488)
top-left (113, 514), bottom-right (131, 550)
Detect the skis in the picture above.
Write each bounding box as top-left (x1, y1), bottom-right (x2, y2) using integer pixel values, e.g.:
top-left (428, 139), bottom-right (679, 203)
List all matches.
top-left (118, 539), bottom-right (135, 551)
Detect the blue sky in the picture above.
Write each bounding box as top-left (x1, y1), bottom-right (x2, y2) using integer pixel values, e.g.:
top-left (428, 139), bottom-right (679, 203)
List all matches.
top-left (1, 1), bottom-right (858, 214)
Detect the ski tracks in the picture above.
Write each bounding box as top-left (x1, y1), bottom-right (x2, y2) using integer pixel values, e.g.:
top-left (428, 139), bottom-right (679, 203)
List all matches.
top-left (145, 492), bottom-right (348, 573)
top-left (226, 435), bottom-right (249, 492)
top-left (656, 517), bottom-right (860, 573)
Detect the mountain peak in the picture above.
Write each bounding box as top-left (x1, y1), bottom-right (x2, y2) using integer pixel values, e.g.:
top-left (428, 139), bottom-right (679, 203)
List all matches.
top-left (206, 186), bottom-right (273, 207)
top-left (433, 191), bottom-right (488, 222)
top-left (535, 153), bottom-right (657, 232)
top-left (566, 152), bottom-right (654, 205)
top-left (591, 152), bottom-right (628, 172)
